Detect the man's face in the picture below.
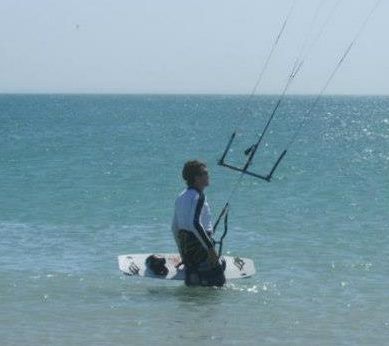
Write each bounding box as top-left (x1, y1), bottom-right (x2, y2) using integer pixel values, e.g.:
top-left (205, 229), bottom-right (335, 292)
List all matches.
top-left (195, 167), bottom-right (209, 188)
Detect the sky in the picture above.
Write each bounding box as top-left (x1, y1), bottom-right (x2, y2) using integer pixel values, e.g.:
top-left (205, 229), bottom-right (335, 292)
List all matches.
top-left (0, 0), bottom-right (388, 95)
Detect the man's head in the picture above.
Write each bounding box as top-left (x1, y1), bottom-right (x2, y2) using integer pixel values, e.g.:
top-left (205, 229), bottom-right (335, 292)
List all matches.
top-left (182, 160), bottom-right (209, 190)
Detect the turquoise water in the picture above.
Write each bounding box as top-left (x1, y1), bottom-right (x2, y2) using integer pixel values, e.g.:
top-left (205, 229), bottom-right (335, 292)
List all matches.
top-left (1, 94), bottom-right (388, 345)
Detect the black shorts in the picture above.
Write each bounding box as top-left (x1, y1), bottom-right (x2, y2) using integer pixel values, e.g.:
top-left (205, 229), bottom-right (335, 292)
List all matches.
top-left (177, 230), bottom-right (225, 287)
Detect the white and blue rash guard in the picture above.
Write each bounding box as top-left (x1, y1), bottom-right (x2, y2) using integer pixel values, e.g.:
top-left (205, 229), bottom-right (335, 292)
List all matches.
top-left (171, 187), bottom-right (214, 252)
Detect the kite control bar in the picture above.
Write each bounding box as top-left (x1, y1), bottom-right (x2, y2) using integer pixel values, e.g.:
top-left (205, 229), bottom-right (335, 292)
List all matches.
top-left (218, 130), bottom-right (287, 182)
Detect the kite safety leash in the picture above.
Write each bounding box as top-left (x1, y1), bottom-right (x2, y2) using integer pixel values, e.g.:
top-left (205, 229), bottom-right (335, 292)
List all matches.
top-left (213, 203), bottom-right (229, 257)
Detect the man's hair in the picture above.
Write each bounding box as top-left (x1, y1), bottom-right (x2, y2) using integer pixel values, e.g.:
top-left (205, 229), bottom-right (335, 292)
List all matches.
top-left (182, 160), bottom-right (207, 186)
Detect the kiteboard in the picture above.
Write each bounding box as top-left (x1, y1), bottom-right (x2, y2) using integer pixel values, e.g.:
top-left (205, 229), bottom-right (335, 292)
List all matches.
top-left (118, 253), bottom-right (255, 280)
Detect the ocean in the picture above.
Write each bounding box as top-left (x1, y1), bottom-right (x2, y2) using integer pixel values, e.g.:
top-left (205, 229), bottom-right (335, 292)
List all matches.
top-left (1, 94), bottom-right (388, 345)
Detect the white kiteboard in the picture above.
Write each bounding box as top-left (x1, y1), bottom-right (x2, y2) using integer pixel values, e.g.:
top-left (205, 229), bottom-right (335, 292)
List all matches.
top-left (118, 253), bottom-right (255, 280)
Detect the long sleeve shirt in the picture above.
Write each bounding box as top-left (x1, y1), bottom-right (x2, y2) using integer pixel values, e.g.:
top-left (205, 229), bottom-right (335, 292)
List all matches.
top-left (171, 187), bottom-right (213, 251)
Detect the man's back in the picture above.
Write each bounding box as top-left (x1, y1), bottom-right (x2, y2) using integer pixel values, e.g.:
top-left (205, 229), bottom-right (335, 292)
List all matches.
top-left (172, 187), bottom-right (213, 251)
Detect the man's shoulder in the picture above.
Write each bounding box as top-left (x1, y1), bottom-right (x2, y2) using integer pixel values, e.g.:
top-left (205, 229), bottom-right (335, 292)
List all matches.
top-left (177, 188), bottom-right (201, 201)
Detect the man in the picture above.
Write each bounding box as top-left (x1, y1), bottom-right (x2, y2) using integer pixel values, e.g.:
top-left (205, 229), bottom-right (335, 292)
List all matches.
top-left (172, 160), bottom-right (225, 287)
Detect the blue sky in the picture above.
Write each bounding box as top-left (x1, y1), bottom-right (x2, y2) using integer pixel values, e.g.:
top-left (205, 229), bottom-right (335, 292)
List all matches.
top-left (0, 0), bottom-right (387, 94)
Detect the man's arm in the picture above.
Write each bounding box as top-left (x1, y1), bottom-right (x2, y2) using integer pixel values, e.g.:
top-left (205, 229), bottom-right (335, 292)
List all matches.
top-left (190, 192), bottom-right (219, 266)
top-left (202, 198), bottom-right (214, 236)
top-left (190, 192), bottom-right (214, 251)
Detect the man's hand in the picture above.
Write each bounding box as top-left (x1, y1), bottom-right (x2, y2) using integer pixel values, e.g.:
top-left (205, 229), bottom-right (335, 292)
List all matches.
top-left (207, 249), bottom-right (219, 268)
